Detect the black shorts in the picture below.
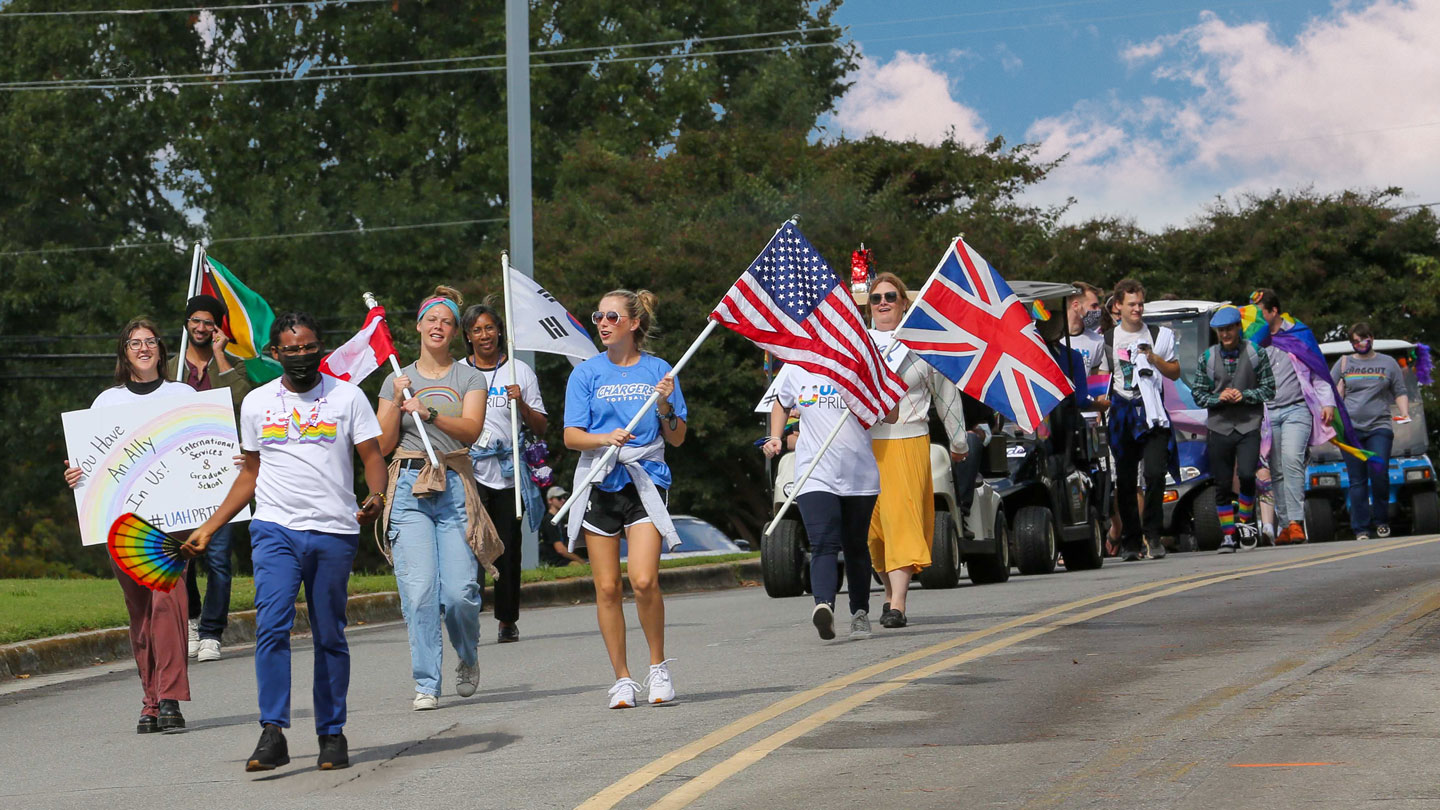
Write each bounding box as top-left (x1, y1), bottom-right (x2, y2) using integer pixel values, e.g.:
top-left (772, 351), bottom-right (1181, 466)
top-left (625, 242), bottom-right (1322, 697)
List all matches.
top-left (581, 483), bottom-right (668, 537)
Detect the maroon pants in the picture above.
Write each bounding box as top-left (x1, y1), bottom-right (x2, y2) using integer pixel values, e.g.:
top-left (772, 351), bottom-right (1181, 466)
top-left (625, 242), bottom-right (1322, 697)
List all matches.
top-left (111, 560), bottom-right (191, 713)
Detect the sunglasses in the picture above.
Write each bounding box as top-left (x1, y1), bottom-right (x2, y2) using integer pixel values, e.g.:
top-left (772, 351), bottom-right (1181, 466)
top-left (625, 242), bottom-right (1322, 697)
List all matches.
top-left (868, 291), bottom-right (900, 305)
top-left (276, 342), bottom-right (321, 356)
top-left (590, 311), bottom-right (627, 325)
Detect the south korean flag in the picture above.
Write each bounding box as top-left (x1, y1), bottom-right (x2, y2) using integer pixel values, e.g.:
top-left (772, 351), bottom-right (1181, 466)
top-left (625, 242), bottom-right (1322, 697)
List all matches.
top-left (507, 265), bottom-right (600, 365)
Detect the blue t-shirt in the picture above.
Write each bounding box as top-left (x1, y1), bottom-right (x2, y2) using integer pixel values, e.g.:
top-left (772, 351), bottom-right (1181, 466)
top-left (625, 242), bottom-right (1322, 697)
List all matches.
top-left (564, 353), bottom-right (688, 492)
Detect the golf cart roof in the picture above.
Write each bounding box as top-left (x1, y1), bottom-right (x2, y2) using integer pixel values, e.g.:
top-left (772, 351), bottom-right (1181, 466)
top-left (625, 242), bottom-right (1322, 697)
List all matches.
top-left (1143, 299), bottom-right (1224, 317)
top-left (1009, 281), bottom-right (1079, 304)
top-left (1318, 339), bottom-right (1416, 357)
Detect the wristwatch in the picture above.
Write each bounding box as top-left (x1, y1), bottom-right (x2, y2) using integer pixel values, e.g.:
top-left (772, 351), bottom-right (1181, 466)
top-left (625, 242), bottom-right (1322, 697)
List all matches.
top-left (424, 406), bottom-right (439, 424)
top-left (659, 407), bottom-right (679, 430)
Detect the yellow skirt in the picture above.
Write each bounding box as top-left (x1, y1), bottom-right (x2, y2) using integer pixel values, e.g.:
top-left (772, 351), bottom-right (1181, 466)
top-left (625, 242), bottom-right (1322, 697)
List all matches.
top-left (868, 434), bottom-right (933, 574)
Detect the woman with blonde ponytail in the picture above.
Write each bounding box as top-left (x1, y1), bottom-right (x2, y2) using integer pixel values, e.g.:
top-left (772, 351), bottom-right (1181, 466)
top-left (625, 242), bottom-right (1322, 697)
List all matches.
top-left (375, 285), bottom-right (491, 711)
top-left (563, 289), bottom-right (689, 709)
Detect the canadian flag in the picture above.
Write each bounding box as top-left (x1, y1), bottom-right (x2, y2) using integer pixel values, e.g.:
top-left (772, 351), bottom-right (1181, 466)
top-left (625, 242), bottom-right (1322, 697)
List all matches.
top-left (320, 306), bottom-right (397, 384)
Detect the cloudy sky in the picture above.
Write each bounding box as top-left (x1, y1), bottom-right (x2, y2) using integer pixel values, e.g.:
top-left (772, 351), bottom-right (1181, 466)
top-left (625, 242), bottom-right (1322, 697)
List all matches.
top-left (824, 0), bottom-right (1437, 230)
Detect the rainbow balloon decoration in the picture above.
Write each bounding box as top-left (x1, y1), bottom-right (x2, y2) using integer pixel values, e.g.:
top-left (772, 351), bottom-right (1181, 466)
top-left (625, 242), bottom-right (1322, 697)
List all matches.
top-left (107, 513), bottom-right (186, 592)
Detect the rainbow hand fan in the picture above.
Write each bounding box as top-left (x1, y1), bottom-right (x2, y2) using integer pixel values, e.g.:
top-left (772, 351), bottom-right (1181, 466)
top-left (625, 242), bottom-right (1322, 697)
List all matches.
top-left (108, 513), bottom-right (186, 592)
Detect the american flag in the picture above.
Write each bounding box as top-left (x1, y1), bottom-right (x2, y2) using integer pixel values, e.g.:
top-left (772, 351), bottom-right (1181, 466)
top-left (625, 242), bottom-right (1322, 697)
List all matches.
top-left (711, 221), bottom-right (905, 428)
top-left (894, 238), bottom-right (1072, 433)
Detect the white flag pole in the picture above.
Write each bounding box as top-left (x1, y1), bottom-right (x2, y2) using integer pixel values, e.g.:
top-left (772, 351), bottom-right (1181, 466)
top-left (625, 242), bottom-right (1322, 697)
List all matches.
top-left (501, 252), bottom-right (524, 520)
top-left (551, 319), bottom-right (719, 526)
top-left (363, 292), bottom-right (440, 467)
top-left (176, 243), bottom-right (205, 381)
top-left (762, 414), bottom-right (849, 538)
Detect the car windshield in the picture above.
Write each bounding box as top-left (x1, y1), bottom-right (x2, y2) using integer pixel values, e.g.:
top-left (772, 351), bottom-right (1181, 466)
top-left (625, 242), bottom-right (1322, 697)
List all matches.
top-left (1144, 310), bottom-right (1211, 383)
top-left (671, 518), bottom-right (737, 553)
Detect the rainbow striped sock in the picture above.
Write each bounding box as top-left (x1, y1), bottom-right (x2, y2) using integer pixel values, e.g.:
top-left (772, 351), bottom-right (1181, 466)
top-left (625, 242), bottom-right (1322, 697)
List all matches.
top-left (1237, 493), bottom-right (1255, 525)
top-left (1218, 504), bottom-right (1235, 538)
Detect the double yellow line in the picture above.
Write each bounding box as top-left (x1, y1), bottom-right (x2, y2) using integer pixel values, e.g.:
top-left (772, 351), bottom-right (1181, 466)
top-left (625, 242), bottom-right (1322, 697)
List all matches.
top-left (578, 536), bottom-right (1440, 810)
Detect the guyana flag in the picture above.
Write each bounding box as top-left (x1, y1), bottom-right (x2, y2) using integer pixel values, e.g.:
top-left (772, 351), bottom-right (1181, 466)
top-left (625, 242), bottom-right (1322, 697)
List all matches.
top-left (199, 255), bottom-right (283, 384)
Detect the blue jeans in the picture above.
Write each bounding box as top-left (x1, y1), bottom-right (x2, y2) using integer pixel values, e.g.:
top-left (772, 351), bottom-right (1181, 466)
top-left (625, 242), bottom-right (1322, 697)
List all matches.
top-left (1346, 428), bottom-right (1394, 532)
top-left (185, 523), bottom-right (234, 640)
top-left (251, 520), bottom-right (358, 735)
top-left (1267, 402), bottom-right (1312, 528)
top-left (390, 468), bottom-right (481, 696)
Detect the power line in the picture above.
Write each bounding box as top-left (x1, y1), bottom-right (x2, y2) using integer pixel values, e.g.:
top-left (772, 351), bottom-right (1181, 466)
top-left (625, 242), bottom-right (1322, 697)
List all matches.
top-left (0, 0), bottom-right (390, 17)
top-left (0, 216), bottom-right (506, 257)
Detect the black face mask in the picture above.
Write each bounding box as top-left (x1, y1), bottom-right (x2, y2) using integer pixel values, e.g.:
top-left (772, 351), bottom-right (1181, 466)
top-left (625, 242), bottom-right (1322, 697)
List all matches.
top-left (281, 350), bottom-right (324, 390)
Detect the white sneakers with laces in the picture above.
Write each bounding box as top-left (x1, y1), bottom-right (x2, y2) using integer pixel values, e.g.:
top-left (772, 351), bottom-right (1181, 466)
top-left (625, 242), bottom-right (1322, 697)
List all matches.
top-left (456, 660), bottom-right (479, 698)
top-left (197, 638), bottom-right (221, 662)
top-left (644, 660), bottom-right (676, 705)
top-left (608, 678), bottom-right (641, 709)
top-left (850, 611), bottom-right (872, 639)
top-left (412, 692), bottom-right (439, 711)
top-left (187, 619), bottom-right (200, 658)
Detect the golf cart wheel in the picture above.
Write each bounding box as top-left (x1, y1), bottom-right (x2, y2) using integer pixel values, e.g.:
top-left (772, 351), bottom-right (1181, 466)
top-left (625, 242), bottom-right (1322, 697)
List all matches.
top-left (1304, 496), bottom-right (1336, 543)
top-left (966, 511), bottom-right (1011, 585)
top-left (1410, 490), bottom-right (1440, 535)
top-left (1062, 508), bottom-right (1105, 571)
top-left (918, 510), bottom-right (961, 590)
top-left (1192, 486), bottom-right (1224, 551)
top-left (1013, 505), bottom-right (1057, 575)
top-left (762, 518), bottom-right (809, 598)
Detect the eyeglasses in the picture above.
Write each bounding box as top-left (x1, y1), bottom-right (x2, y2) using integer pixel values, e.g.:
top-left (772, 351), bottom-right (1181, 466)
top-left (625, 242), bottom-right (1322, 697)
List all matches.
top-left (868, 291), bottom-right (900, 305)
top-left (126, 337), bottom-right (159, 351)
top-left (276, 342), bottom-right (321, 356)
top-left (186, 317), bottom-right (218, 329)
top-left (591, 311), bottom-right (626, 325)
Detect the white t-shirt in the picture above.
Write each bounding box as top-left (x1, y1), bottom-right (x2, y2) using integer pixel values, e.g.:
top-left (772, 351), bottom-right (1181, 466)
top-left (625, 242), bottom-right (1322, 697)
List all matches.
top-left (1069, 328), bottom-right (1106, 375)
top-left (867, 328), bottom-right (929, 441)
top-left (240, 377), bottom-right (383, 535)
top-left (1108, 324), bottom-right (1177, 401)
top-left (92, 381), bottom-right (194, 408)
top-left (463, 356), bottom-right (547, 489)
top-left (776, 367), bottom-right (880, 497)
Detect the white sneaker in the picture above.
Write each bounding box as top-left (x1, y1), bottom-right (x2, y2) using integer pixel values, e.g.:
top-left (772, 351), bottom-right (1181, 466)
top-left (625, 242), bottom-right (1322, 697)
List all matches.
top-left (197, 638), bottom-right (221, 662)
top-left (850, 611), bottom-right (872, 640)
top-left (811, 603), bottom-right (836, 640)
top-left (455, 661), bottom-right (479, 698)
top-left (412, 692), bottom-right (439, 711)
top-left (607, 677), bottom-right (641, 709)
top-left (645, 660), bottom-right (676, 705)
top-left (1218, 539), bottom-right (1238, 554)
top-left (187, 619), bottom-right (200, 658)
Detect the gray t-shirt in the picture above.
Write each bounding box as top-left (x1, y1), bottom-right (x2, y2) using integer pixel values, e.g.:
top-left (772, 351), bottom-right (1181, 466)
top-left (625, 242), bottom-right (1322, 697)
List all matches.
top-left (380, 361), bottom-right (485, 455)
top-left (1331, 352), bottom-right (1406, 433)
top-left (1266, 345), bottom-right (1303, 407)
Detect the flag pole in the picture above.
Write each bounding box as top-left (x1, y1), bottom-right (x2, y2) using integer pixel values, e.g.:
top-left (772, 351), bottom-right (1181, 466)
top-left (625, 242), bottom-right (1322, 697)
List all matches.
top-left (176, 243), bottom-right (205, 381)
top-left (762, 414), bottom-right (849, 538)
top-left (551, 319), bottom-right (719, 527)
top-left (501, 251), bottom-right (524, 521)
top-left (363, 292), bottom-right (440, 467)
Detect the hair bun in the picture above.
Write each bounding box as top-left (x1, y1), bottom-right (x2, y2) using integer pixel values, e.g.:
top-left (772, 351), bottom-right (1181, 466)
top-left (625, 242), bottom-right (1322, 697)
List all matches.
top-left (433, 284), bottom-right (464, 307)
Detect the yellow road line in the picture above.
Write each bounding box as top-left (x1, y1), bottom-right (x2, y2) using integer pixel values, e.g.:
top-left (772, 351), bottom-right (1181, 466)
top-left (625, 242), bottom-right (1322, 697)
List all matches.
top-left (577, 541), bottom-right (1403, 810)
top-left (642, 536), bottom-right (1440, 810)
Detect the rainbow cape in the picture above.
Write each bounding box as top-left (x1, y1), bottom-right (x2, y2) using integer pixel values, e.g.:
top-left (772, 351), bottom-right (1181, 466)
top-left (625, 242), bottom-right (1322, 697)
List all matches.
top-left (1239, 304), bottom-right (1379, 467)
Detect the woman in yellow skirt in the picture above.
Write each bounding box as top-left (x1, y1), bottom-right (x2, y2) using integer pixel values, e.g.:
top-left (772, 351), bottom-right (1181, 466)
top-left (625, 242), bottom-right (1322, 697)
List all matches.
top-left (865, 273), bottom-right (969, 628)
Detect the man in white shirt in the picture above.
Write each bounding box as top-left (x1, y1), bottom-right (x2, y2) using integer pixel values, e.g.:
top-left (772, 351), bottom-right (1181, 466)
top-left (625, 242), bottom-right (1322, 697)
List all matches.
top-left (1066, 281), bottom-right (1109, 413)
top-left (1103, 279), bottom-right (1180, 562)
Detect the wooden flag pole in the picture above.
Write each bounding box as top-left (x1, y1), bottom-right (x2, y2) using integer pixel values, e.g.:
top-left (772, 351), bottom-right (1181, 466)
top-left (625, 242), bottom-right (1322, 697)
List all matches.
top-left (501, 251), bottom-right (524, 521)
top-left (363, 292), bottom-right (440, 467)
top-left (761, 414), bottom-right (849, 538)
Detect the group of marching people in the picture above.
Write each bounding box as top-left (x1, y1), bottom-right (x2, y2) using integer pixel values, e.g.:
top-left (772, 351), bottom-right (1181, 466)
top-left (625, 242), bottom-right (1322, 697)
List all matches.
top-left (65, 285), bottom-right (686, 772)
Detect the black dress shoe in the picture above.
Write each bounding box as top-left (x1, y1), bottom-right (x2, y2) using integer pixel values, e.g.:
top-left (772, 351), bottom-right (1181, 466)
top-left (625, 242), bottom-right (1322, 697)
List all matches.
top-left (497, 622), bottom-right (520, 643)
top-left (879, 609), bottom-right (908, 629)
top-left (137, 714), bottom-right (159, 734)
top-left (157, 699), bottom-right (185, 732)
top-left (246, 724), bottom-right (290, 772)
top-left (317, 733), bottom-right (349, 770)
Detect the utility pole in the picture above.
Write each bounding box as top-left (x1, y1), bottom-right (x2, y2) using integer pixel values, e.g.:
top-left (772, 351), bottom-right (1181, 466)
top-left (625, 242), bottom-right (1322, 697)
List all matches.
top-left (506, 0), bottom-right (539, 570)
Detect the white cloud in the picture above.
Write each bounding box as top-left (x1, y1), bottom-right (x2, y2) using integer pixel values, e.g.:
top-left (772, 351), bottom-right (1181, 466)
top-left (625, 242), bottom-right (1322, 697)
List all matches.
top-left (831, 50), bottom-right (989, 146)
top-left (995, 43), bottom-right (1024, 74)
top-left (1026, 0), bottom-right (1440, 228)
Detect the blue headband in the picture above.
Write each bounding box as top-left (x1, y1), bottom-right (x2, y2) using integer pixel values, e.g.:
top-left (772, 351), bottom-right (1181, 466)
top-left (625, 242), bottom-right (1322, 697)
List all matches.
top-left (418, 297), bottom-right (462, 323)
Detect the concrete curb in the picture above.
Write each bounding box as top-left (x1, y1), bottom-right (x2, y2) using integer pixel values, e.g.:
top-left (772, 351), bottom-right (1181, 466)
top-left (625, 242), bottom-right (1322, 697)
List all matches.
top-left (0, 559), bottom-right (760, 680)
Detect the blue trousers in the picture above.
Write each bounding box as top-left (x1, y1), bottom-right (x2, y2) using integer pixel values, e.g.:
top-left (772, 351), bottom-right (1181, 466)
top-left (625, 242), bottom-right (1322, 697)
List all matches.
top-left (797, 491), bottom-right (876, 616)
top-left (185, 523), bottom-right (234, 641)
top-left (1346, 428), bottom-right (1394, 532)
top-left (389, 467), bottom-right (481, 696)
top-left (251, 520), bottom-right (358, 735)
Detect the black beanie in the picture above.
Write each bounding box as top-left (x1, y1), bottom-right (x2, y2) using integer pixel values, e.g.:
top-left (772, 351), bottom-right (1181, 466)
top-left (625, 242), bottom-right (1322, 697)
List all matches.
top-left (186, 294), bottom-right (227, 321)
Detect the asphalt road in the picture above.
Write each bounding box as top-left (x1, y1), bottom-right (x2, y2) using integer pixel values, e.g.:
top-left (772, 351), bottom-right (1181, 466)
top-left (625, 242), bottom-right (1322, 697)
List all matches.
top-left (5, 537), bottom-right (1440, 810)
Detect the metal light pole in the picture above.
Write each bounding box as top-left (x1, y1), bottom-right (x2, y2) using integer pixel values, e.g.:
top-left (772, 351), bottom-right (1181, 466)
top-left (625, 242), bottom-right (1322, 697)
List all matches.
top-left (506, 0), bottom-right (539, 570)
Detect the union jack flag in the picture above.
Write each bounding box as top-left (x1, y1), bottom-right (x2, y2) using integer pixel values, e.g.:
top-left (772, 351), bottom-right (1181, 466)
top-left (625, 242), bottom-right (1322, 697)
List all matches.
top-left (711, 221), bottom-right (905, 428)
top-left (894, 238), bottom-right (1073, 432)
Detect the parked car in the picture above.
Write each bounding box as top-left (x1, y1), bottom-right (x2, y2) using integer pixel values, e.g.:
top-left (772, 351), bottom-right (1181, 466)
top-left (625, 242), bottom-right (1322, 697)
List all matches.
top-left (618, 515), bottom-right (749, 562)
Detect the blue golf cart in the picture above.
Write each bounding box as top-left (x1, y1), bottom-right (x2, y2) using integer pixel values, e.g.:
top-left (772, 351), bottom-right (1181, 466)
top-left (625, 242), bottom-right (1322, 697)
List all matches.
top-left (1302, 339), bottom-right (1438, 541)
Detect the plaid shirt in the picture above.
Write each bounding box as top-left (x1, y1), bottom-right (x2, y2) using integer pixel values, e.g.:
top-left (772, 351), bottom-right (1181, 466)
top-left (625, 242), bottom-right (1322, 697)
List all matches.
top-left (1192, 344), bottom-right (1275, 408)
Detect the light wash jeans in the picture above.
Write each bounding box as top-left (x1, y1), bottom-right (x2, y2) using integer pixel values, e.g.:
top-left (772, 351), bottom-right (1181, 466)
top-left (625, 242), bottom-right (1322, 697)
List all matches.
top-left (389, 467), bottom-right (481, 696)
top-left (1268, 402), bottom-right (1312, 528)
